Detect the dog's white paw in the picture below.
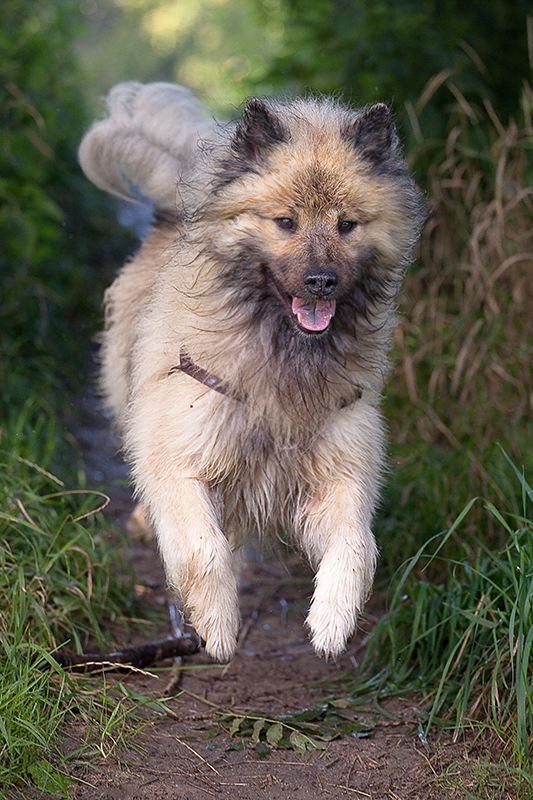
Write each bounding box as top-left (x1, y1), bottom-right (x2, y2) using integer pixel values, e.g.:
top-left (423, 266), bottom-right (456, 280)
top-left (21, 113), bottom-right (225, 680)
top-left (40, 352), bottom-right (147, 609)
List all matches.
top-left (190, 603), bottom-right (240, 664)
top-left (306, 597), bottom-right (358, 660)
top-left (306, 542), bottom-right (375, 660)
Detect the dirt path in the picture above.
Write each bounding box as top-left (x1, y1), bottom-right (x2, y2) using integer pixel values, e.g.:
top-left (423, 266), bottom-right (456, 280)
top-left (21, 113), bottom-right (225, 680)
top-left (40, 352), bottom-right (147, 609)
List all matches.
top-left (69, 396), bottom-right (475, 800)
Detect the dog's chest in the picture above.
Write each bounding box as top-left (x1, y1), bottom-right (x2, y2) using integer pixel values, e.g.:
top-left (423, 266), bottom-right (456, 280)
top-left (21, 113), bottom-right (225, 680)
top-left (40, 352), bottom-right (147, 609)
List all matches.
top-left (198, 397), bottom-right (312, 530)
top-left (205, 399), bottom-right (309, 478)
top-left (215, 434), bottom-right (303, 540)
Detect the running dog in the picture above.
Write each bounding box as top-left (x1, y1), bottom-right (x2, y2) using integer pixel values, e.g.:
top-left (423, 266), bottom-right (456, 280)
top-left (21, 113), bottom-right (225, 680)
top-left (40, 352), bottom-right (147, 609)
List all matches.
top-left (79, 82), bottom-right (424, 662)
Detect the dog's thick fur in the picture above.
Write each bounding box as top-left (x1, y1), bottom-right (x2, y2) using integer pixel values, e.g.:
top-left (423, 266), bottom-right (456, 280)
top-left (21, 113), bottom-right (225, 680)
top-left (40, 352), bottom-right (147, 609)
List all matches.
top-left (79, 82), bottom-right (424, 663)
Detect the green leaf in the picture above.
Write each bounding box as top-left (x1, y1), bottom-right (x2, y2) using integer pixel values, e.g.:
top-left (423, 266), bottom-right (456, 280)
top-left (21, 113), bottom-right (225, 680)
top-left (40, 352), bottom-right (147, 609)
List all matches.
top-left (458, 609), bottom-right (498, 629)
top-left (225, 740), bottom-right (246, 752)
top-left (330, 698), bottom-right (352, 708)
top-left (266, 722), bottom-right (284, 745)
top-left (255, 741), bottom-right (269, 758)
top-left (305, 736), bottom-right (328, 751)
top-left (289, 730), bottom-right (308, 754)
top-left (229, 716), bottom-right (244, 736)
top-left (251, 718), bottom-right (265, 743)
top-left (288, 708), bottom-right (322, 722)
top-left (28, 759), bottom-right (72, 793)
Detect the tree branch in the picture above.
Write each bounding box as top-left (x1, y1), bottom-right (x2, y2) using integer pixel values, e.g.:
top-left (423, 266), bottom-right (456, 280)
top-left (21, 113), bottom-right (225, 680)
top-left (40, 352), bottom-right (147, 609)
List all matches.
top-left (51, 634), bottom-right (200, 672)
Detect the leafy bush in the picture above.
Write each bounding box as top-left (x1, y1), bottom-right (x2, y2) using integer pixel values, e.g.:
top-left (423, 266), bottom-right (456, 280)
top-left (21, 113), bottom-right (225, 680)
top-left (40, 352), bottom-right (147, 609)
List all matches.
top-left (0, 0), bottom-right (132, 362)
top-left (262, 0), bottom-right (531, 133)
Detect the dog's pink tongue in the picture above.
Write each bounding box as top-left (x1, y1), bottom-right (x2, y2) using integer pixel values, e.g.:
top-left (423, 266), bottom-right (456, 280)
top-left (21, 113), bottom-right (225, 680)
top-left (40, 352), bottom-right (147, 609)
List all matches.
top-left (291, 298), bottom-right (336, 331)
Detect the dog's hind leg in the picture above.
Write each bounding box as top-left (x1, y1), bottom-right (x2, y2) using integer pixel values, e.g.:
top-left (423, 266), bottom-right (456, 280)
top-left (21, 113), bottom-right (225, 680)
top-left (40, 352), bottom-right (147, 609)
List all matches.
top-left (126, 502), bottom-right (154, 542)
top-left (144, 476), bottom-right (240, 663)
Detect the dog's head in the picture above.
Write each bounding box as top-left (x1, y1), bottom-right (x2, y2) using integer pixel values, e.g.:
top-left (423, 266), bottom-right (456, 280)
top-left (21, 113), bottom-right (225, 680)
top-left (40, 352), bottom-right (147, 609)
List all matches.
top-left (197, 96), bottom-right (424, 341)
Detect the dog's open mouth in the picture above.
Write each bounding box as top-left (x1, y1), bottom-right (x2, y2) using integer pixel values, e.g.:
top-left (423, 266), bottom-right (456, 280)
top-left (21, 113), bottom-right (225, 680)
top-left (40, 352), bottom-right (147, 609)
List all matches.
top-left (265, 269), bottom-right (336, 334)
top-left (291, 297), bottom-right (336, 333)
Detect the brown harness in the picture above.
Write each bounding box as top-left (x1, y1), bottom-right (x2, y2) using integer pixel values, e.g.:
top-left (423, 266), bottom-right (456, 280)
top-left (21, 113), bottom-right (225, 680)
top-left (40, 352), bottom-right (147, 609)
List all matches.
top-left (170, 351), bottom-right (230, 396)
top-left (171, 350), bottom-right (362, 407)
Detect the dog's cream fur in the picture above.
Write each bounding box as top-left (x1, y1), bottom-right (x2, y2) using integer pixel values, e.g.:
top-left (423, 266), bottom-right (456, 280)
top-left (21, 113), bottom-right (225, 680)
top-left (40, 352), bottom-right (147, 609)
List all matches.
top-left (80, 82), bottom-right (423, 662)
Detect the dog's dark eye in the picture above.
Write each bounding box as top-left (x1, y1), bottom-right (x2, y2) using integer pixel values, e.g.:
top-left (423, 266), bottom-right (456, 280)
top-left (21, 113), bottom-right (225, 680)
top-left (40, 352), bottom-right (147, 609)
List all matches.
top-left (275, 217), bottom-right (296, 232)
top-left (338, 220), bottom-right (357, 234)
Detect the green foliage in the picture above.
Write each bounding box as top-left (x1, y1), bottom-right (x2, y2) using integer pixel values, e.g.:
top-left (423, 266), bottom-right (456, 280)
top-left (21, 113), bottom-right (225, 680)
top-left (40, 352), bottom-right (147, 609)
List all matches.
top-left (0, 396), bottom-right (136, 796)
top-left (0, 7), bottom-right (138, 793)
top-left (221, 699), bottom-right (372, 756)
top-left (0, 440), bottom-right (127, 653)
top-left (0, 0), bottom-right (132, 362)
top-left (262, 0), bottom-right (531, 134)
top-left (351, 457), bottom-right (533, 773)
top-left (371, 79), bottom-right (533, 589)
top-left (0, 647), bottom-right (75, 796)
top-left (78, 0), bottom-right (287, 113)
top-left (77, 0), bottom-right (532, 129)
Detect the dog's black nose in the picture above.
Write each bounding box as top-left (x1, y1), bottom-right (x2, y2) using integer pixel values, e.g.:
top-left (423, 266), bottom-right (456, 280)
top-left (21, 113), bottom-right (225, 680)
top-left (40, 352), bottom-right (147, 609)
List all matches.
top-left (304, 271), bottom-right (338, 297)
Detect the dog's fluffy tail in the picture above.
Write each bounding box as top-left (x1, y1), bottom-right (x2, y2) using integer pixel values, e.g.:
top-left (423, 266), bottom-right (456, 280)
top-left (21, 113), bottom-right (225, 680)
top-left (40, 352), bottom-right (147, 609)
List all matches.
top-left (78, 81), bottom-right (216, 214)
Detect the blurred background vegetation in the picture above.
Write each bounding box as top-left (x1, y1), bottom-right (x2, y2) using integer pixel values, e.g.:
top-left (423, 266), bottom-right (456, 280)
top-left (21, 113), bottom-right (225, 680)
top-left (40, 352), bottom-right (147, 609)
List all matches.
top-left (1, 0), bottom-right (532, 793)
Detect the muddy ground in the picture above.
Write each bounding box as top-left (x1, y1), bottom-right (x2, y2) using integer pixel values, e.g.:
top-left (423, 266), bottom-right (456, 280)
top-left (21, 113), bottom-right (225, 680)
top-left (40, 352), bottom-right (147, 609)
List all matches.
top-left (58, 397), bottom-right (506, 800)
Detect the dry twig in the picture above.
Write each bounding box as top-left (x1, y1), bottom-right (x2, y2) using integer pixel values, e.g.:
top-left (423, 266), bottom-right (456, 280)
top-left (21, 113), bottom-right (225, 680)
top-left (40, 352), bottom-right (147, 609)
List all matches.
top-left (50, 634), bottom-right (200, 672)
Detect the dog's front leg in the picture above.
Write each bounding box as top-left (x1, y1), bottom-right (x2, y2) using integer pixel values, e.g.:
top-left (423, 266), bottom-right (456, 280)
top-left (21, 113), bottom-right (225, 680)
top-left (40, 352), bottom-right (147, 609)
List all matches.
top-left (303, 479), bottom-right (379, 659)
top-left (301, 405), bottom-right (383, 660)
top-left (145, 476), bottom-right (240, 663)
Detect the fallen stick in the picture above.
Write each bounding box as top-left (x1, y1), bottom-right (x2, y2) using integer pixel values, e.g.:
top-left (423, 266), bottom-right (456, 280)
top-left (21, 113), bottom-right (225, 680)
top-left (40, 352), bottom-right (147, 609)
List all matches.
top-left (51, 634), bottom-right (200, 672)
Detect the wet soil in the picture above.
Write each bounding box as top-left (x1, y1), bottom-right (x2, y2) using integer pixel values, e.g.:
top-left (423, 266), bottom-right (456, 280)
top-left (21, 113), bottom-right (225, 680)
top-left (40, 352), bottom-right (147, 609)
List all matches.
top-left (63, 396), bottom-right (505, 800)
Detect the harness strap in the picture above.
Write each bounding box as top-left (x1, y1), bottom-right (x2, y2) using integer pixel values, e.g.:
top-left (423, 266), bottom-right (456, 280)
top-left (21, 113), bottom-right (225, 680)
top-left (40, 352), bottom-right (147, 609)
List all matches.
top-left (170, 351), bottom-right (230, 396)
top-left (171, 351), bottom-right (362, 407)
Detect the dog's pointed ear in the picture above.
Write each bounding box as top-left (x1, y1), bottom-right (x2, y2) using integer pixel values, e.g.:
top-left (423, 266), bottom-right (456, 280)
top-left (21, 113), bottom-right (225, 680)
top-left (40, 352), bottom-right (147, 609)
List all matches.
top-left (231, 98), bottom-right (287, 164)
top-left (344, 103), bottom-right (397, 164)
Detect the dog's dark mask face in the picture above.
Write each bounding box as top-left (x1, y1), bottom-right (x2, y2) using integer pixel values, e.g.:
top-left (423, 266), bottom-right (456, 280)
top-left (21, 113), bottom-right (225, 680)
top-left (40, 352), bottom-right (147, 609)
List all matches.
top-left (206, 98), bottom-right (421, 342)
top-left (262, 227), bottom-right (370, 338)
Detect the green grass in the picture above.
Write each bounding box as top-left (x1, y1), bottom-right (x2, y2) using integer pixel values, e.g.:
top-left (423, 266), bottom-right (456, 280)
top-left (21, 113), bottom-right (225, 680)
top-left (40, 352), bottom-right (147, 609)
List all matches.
top-left (0, 405), bottom-right (130, 650)
top-left (343, 454), bottom-right (533, 796)
top-left (386, 77), bottom-right (533, 491)
top-left (0, 380), bottom-right (138, 797)
top-left (0, 642), bottom-right (75, 795)
top-left (1, 52), bottom-right (532, 797)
